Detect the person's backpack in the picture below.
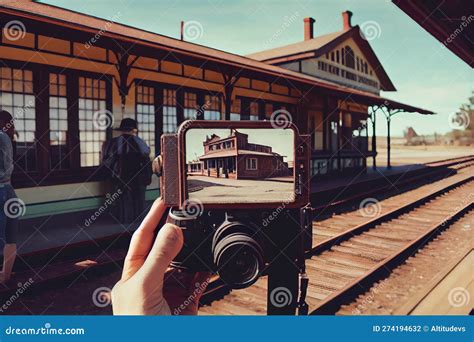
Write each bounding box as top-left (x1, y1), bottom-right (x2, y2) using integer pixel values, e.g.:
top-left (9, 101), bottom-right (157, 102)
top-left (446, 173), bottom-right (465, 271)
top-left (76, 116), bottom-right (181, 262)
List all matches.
top-left (119, 135), bottom-right (152, 186)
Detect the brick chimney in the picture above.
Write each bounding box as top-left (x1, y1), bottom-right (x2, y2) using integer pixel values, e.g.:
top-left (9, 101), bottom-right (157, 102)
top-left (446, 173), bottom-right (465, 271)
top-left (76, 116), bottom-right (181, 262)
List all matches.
top-left (342, 10), bottom-right (353, 30)
top-left (304, 17), bottom-right (315, 41)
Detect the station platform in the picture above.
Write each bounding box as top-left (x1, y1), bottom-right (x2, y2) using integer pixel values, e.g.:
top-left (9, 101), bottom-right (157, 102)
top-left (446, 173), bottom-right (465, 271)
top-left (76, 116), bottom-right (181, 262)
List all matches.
top-left (8, 161), bottom-right (451, 257)
top-left (311, 163), bottom-right (426, 193)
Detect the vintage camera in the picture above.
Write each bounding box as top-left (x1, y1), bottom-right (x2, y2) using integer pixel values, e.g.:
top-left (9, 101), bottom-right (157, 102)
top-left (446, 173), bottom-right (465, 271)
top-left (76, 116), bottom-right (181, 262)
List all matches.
top-left (159, 120), bottom-right (312, 307)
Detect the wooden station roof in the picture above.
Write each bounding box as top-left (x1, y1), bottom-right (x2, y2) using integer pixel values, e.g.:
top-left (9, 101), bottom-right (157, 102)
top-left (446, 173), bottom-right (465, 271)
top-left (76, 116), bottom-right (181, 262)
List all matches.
top-left (247, 26), bottom-right (396, 92)
top-left (0, 1), bottom-right (434, 114)
top-left (393, 0), bottom-right (473, 67)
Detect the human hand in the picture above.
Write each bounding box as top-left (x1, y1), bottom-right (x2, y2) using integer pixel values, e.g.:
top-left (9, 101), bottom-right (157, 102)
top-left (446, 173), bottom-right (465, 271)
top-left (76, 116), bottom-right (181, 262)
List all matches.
top-left (112, 198), bottom-right (210, 315)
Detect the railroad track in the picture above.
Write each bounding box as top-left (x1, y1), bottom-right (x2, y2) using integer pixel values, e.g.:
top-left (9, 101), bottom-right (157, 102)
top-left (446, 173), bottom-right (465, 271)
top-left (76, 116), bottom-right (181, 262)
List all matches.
top-left (312, 154), bottom-right (474, 215)
top-left (199, 174), bottom-right (474, 315)
top-left (308, 177), bottom-right (473, 315)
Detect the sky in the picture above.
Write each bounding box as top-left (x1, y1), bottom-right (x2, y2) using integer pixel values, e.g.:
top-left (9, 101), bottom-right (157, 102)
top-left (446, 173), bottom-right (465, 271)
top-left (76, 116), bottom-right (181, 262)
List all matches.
top-left (42, 0), bottom-right (473, 137)
top-left (185, 128), bottom-right (294, 163)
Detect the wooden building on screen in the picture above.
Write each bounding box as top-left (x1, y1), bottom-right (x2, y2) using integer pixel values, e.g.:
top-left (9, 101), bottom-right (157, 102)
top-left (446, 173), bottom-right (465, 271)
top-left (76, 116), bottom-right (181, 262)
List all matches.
top-left (187, 130), bottom-right (290, 180)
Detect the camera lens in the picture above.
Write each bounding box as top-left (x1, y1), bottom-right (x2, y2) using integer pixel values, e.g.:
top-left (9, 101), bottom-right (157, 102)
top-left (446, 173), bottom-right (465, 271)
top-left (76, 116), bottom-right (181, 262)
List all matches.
top-left (212, 220), bottom-right (264, 289)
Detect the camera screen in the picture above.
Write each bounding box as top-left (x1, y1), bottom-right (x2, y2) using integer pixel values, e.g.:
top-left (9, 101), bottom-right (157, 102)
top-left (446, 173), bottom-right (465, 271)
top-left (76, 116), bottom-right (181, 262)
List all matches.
top-left (185, 128), bottom-right (295, 204)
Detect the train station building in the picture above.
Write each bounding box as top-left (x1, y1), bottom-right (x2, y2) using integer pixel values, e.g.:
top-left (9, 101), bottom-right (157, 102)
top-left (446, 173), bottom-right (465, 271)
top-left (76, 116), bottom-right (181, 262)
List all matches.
top-left (0, 1), bottom-right (433, 218)
top-left (187, 130), bottom-right (290, 180)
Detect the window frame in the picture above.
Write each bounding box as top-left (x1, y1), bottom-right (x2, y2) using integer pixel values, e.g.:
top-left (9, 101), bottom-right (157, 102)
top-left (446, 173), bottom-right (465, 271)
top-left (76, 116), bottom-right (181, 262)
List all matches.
top-left (246, 157), bottom-right (258, 170)
top-left (135, 83), bottom-right (157, 157)
top-left (0, 66), bottom-right (37, 175)
top-left (1, 59), bottom-right (113, 188)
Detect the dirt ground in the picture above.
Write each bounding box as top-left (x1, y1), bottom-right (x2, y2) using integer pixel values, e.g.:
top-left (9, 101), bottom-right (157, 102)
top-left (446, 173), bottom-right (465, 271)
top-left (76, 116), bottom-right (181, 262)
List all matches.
top-left (188, 175), bottom-right (294, 203)
top-left (370, 143), bottom-right (472, 167)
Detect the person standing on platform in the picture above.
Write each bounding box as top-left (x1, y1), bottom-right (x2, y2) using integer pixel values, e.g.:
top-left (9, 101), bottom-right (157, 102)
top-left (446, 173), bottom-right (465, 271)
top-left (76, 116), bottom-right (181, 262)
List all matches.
top-left (0, 110), bottom-right (18, 283)
top-left (102, 118), bottom-right (152, 224)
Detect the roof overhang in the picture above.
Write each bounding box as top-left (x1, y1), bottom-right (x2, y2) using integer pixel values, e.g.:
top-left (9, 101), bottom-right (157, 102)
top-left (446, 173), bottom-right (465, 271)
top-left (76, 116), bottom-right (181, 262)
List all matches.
top-left (393, 0), bottom-right (473, 67)
top-left (0, 2), bottom-right (432, 115)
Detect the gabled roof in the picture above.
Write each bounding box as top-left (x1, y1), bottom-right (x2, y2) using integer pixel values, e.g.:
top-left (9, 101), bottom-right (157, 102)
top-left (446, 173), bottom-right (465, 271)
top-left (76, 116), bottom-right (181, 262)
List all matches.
top-left (247, 30), bottom-right (346, 62)
top-left (247, 26), bottom-right (396, 91)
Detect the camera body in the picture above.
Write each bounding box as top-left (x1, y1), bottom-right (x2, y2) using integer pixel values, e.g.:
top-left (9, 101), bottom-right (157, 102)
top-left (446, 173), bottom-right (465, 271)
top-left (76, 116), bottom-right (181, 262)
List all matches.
top-left (160, 120), bottom-right (312, 302)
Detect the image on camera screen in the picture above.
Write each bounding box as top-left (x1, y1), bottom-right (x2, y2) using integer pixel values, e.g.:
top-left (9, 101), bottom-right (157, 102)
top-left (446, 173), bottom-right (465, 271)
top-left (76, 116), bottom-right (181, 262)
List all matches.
top-left (185, 128), bottom-right (295, 204)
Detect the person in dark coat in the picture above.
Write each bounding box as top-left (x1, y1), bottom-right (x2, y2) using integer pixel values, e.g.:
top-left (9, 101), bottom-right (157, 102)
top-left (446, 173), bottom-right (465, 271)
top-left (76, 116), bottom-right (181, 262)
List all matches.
top-left (102, 118), bottom-right (152, 224)
top-left (0, 110), bottom-right (18, 283)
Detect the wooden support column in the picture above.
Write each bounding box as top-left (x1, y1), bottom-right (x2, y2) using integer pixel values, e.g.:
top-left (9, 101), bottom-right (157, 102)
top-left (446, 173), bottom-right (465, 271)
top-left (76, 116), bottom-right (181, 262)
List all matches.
top-left (34, 66), bottom-right (50, 176)
top-left (337, 110), bottom-right (342, 172)
top-left (155, 87), bottom-right (164, 154)
top-left (370, 106), bottom-right (377, 170)
top-left (176, 87), bottom-right (185, 125)
top-left (222, 72), bottom-right (239, 121)
top-left (386, 115), bottom-right (391, 169)
top-left (381, 106), bottom-right (403, 170)
top-left (67, 71), bottom-right (80, 169)
top-left (196, 92), bottom-right (205, 120)
top-left (112, 51), bottom-right (140, 116)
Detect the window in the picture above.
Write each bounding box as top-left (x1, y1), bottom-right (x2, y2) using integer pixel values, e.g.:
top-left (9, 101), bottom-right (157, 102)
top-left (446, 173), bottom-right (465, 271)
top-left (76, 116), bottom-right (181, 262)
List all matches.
top-left (184, 91), bottom-right (198, 120)
top-left (249, 101), bottom-right (259, 121)
top-left (344, 46), bottom-right (355, 69)
top-left (163, 88), bottom-right (177, 133)
top-left (78, 76), bottom-right (107, 167)
top-left (230, 98), bottom-right (241, 121)
top-left (336, 50), bottom-right (340, 63)
top-left (311, 160), bottom-right (328, 176)
top-left (246, 158), bottom-right (257, 170)
top-left (0, 67), bottom-right (36, 172)
top-left (49, 73), bottom-right (69, 170)
top-left (136, 85), bottom-right (156, 156)
top-left (309, 111), bottom-right (324, 151)
top-left (330, 52), bottom-right (335, 62)
top-left (204, 95), bottom-right (221, 120)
